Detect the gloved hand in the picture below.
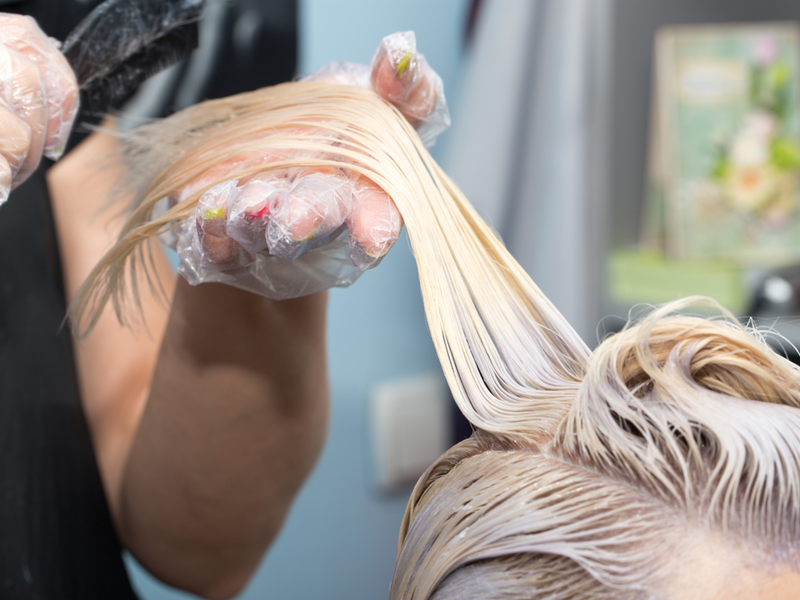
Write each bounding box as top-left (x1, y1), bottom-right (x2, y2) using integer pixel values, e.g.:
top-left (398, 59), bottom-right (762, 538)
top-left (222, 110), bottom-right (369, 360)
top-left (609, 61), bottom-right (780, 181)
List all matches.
top-left (173, 31), bottom-right (450, 299)
top-left (0, 13), bottom-right (79, 205)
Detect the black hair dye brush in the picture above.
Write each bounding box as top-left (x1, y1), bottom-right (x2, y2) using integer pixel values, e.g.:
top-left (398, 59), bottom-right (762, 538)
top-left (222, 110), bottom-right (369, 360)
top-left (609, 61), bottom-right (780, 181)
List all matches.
top-left (62, 0), bottom-right (205, 112)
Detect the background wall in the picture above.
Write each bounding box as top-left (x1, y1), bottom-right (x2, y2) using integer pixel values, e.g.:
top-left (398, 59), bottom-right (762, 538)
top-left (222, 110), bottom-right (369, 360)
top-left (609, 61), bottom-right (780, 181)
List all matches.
top-left (126, 1), bottom-right (471, 599)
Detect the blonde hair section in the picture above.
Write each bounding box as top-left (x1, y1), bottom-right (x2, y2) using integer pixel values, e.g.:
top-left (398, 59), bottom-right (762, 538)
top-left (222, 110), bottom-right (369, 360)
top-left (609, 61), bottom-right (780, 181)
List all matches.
top-left (71, 81), bottom-right (589, 442)
top-left (70, 82), bottom-right (800, 598)
top-left (397, 299), bottom-right (800, 599)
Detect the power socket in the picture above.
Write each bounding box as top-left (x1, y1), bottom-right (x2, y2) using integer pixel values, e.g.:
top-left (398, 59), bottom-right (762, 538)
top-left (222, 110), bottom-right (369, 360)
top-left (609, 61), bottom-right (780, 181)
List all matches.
top-left (369, 372), bottom-right (451, 493)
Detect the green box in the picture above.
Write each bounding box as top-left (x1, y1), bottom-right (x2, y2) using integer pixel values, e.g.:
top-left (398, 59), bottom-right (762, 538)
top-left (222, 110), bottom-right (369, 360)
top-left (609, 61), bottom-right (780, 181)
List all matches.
top-left (609, 249), bottom-right (748, 314)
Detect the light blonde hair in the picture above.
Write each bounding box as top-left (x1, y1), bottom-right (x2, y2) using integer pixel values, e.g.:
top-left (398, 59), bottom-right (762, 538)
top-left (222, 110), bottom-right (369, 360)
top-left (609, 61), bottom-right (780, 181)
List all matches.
top-left (71, 82), bottom-right (800, 599)
top-left (397, 300), bottom-right (800, 599)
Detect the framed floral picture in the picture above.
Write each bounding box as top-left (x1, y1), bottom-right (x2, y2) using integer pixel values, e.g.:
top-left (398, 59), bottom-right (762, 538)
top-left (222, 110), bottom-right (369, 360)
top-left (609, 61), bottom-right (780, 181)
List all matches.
top-left (647, 22), bottom-right (800, 265)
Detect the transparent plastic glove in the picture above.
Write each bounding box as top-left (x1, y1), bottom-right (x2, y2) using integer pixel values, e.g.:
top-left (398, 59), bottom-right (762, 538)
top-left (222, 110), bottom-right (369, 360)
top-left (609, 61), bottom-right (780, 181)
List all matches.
top-left (368, 31), bottom-right (450, 147)
top-left (172, 31), bottom-right (447, 299)
top-left (0, 14), bottom-right (79, 206)
top-left (175, 156), bottom-right (404, 299)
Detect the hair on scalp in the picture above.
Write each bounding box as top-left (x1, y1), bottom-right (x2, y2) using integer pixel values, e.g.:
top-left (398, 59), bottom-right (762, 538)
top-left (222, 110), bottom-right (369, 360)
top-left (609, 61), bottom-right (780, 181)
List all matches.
top-left (71, 81), bottom-right (800, 599)
top-left (398, 299), bottom-right (800, 599)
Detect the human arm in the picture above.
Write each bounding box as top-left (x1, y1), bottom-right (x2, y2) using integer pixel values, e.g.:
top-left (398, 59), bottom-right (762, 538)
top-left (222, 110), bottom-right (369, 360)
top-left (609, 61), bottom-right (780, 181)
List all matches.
top-left (47, 34), bottom-right (447, 598)
top-left (48, 115), bottom-right (331, 600)
top-left (121, 280), bottom-right (329, 597)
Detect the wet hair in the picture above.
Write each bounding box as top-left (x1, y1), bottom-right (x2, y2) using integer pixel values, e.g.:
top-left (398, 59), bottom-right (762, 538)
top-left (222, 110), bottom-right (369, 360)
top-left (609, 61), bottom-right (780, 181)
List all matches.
top-left (69, 81), bottom-right (800, 599)
top-left (395, 299), bottom-right (800, 599)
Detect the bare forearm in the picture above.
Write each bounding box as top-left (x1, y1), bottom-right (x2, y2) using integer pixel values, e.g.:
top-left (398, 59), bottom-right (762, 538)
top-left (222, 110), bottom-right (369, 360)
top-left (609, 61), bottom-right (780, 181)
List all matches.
top-left (119, 280), bottom-right (329, 599)
top-left (48, 127), bottom-right (174, 515)
top-left (51, 127), bottom-right (331, 597)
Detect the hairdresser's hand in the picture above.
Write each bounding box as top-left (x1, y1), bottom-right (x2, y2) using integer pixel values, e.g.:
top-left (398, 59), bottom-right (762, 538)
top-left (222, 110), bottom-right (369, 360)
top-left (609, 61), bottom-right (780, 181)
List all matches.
top-left (175, 32), bottom-right (448, 299)
top-left (177, 136), bottom-right (403, 298)
top-left (0, 14), bottom-right (79, 205)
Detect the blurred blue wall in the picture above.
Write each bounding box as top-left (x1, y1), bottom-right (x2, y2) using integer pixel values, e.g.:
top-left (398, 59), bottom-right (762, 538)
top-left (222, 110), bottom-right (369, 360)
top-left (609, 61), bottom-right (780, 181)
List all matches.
top-left (126, 1), bottom-right (470, 598)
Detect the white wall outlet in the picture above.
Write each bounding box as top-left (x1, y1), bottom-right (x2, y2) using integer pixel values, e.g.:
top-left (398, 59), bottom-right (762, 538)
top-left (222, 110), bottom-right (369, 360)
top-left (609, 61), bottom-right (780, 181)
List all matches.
top-left (370, 372), bottom-right (452, 493)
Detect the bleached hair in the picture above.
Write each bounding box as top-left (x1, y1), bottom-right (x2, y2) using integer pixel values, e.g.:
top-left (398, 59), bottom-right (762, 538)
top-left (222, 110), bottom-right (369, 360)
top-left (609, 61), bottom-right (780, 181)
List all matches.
top-left (67, 80), bottom-right (800, 598)
top-left (395, 299), bottom-right (800, 599)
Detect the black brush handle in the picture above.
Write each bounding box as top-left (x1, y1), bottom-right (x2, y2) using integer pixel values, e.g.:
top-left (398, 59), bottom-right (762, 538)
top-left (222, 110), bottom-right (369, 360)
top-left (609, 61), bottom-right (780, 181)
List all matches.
top-left (61, 0), bottom-right (204, 112)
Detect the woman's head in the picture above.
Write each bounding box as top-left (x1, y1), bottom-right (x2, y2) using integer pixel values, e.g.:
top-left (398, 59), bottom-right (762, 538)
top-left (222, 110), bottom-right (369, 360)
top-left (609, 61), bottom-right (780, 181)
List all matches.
top-left (393, 299), bottom-right (800, 599)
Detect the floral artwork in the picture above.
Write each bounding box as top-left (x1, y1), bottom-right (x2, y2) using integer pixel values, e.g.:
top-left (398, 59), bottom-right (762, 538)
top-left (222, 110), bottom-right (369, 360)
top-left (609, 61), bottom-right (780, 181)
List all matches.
top-left (712, 36), bottom-right (800, 219)
top-left (648, 23), bottom-right (800, 265)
